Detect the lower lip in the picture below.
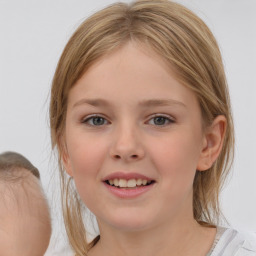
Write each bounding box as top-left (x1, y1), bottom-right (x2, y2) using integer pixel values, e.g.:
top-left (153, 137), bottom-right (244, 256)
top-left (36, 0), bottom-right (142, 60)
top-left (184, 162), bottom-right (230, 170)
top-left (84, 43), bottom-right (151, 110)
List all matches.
top-left (103, 182), bottom-right (155, 199)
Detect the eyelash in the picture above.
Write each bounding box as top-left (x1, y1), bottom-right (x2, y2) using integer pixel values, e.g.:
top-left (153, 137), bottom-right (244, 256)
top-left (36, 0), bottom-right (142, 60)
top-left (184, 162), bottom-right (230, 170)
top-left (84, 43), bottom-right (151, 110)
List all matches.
top-left (81, 114), bottom-right (175, 127)
top-left (148, 114), bottom-right (175, 126)
top-left (81, 114), bottom-right (109, 126)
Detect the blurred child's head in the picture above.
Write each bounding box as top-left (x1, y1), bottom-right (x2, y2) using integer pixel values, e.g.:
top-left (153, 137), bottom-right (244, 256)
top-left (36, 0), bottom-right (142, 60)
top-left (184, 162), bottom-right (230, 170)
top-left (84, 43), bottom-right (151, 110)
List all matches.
top-left (0, 152), bottom-right (51, 256)
top-left (49, 0), bottom-right (234, 253)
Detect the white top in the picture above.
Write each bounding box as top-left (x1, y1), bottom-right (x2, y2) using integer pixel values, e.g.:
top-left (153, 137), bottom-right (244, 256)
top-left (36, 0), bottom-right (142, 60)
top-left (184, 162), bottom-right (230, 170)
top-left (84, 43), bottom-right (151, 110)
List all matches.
top-left (208, 226), bottom-right (256, 256)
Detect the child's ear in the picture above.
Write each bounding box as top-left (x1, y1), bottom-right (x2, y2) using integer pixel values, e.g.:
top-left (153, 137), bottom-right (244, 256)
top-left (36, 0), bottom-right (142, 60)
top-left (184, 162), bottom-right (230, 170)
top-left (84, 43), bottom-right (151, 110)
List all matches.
top-left (59, 137), bottom-right (73, 177)
top-left (197, 115), bottom-right (227, 171)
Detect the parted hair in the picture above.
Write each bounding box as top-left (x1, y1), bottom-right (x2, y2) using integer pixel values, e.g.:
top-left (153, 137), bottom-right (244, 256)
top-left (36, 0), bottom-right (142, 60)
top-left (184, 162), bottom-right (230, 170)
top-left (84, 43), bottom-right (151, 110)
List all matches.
top-left (50, 1), bottom-right (234, 255)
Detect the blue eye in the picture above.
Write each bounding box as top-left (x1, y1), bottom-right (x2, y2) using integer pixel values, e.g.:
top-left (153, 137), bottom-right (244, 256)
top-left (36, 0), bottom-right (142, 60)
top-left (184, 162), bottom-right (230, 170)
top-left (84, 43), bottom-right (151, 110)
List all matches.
top-left (82, 116), bottom-right (108, 126)
top-left (148, 115), bottom-right (174, 126)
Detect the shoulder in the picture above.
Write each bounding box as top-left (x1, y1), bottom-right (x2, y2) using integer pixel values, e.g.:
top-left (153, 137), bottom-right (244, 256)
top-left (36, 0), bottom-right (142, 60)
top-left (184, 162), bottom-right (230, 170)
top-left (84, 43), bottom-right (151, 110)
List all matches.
top-left (211, 227), bottom-right (256, 256)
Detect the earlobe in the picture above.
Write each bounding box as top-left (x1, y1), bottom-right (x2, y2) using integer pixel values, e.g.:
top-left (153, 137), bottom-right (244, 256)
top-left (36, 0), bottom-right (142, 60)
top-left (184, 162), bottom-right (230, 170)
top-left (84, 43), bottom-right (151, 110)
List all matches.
top-left (197, 115), bottom-right (226, 171)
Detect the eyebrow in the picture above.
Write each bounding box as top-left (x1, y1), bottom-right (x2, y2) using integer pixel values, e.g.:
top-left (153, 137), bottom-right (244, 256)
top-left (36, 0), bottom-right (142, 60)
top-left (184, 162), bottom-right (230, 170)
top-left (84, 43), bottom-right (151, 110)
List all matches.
top-left (138, 99), bottom-right (186, 108)
top-left (72, 98), bottom-right (187, 109)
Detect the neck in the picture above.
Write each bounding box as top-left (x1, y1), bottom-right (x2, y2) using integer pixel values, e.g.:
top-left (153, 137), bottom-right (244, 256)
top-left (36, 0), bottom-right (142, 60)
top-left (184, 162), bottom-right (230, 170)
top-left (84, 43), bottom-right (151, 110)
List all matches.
top-left (88, 217), bottom-right (216, 256)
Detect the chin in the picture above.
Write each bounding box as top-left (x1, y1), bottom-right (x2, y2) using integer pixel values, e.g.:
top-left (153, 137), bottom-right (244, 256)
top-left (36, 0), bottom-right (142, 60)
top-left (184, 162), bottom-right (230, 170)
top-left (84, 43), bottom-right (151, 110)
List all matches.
top-left (99, 209), bottom-right (157, 233)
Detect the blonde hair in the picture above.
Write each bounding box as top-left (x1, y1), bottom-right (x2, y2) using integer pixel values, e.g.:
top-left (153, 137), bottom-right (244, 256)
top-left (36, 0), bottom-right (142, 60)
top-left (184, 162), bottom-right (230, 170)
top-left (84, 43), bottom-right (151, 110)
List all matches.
top-left (50, 0), bottom-right (234, 254)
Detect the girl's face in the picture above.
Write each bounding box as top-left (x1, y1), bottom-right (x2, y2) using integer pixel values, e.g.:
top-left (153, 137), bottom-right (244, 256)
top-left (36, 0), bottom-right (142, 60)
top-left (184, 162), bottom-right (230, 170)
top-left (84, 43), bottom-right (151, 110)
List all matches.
top-left (63, 42), bottom-right (208, 231)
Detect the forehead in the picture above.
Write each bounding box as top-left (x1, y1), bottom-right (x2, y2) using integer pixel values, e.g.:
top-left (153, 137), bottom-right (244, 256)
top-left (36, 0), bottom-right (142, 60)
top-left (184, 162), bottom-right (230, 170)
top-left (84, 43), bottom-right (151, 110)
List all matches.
top-left (0, 174), bottom-right (51, 256)
top-left (68, 42), bottom-right (198, 110)
top-left (0, 173), bottom-right (49, 240)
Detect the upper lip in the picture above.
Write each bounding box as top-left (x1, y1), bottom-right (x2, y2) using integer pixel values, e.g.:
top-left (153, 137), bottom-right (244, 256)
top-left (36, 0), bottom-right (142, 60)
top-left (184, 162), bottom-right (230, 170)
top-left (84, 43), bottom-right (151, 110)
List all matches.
top-left (102, 172), bottom-right (155, 181)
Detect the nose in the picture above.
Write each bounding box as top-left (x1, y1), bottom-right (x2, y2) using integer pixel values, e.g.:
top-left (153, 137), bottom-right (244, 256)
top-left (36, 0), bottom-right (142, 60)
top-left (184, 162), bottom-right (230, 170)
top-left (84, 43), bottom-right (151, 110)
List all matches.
top-left (109, 123), bottom-right (145, 162)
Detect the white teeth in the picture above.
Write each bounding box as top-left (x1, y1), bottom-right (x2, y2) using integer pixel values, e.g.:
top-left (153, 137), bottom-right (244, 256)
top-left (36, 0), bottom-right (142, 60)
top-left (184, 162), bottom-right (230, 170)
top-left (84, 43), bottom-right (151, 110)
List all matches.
top-left (142, 180), bottom-right (147, 185)
top-left (136, 179), bottom-right (142, 186)
top-left (114, 179), bottom-right (119, 187)
top-left (127, 179), bottom-right (136, 188)
top-left (107, 178), bottom-right (152, 188)
top-left (119, 179), bottom-right (127, 188)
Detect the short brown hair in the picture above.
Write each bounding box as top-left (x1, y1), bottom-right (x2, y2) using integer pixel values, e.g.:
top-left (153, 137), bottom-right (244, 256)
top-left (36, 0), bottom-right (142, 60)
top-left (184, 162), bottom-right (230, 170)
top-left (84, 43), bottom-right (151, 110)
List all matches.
top-left (0, 152), bottom-right (40, 180)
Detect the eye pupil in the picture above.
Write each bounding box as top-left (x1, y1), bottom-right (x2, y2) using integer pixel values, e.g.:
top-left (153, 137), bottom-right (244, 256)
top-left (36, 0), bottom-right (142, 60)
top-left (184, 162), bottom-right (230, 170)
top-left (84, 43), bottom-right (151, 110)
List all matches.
top-left (154, 117), bottom-right (166, 125)
top-left (93, 117), bottom-right (104, 125)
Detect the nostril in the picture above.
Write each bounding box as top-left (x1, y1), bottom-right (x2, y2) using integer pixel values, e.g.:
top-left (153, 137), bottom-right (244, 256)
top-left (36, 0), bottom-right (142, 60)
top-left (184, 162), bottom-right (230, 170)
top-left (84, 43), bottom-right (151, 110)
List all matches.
top-left (113, 154), bottom-right (138, 159)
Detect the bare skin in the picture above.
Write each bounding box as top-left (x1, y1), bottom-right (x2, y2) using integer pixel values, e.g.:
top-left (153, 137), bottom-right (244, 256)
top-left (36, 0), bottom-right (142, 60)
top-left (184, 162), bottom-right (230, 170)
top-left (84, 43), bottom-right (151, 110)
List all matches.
top-left (0, 169), bottom-right (51, 256)
top-left (89, 223), bottom-right (216, 256)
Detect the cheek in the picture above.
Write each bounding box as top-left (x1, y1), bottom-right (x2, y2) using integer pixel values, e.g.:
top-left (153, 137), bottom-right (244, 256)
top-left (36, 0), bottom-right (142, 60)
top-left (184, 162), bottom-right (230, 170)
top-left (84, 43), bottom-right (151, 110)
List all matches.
top-left (65, 133), bottom-right (109, 202)
top-left (66, 131), bottom-right (105, 176)
top-left (149, 131), bottom-right (202, 187)
top-left (67, 142), bottom-right (101, 206)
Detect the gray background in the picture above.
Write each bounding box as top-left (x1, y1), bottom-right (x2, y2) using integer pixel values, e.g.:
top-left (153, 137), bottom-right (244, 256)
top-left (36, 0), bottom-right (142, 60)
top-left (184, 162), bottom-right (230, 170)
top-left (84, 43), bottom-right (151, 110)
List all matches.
top-left (0, 0), bottom-right (255, 255)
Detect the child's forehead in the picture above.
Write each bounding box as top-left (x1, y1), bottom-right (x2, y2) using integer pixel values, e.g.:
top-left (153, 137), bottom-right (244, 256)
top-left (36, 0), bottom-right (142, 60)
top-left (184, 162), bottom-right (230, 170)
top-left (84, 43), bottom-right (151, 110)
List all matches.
top-left (0, 167), bottom-right (37, 186)
top-left (68, 42), bottom-right (196, 110)
top-left (0, 179), bottom-right (51, 256)
top-left (72, 43), bottom-right (182, 91)
top-left (81, 41), bottom-right (177, 81)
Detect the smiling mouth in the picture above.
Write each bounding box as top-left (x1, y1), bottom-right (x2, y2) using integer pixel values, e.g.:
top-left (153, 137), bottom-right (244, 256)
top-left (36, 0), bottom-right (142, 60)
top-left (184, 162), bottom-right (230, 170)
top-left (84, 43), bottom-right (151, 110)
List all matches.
top-left (105, 178), bottom-right (155, 189)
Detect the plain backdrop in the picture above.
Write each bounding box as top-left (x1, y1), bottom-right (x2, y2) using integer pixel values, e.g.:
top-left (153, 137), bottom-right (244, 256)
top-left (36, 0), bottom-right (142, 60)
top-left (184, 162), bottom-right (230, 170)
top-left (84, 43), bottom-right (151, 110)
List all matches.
top-left (0, 0), bottom-right (255, 255)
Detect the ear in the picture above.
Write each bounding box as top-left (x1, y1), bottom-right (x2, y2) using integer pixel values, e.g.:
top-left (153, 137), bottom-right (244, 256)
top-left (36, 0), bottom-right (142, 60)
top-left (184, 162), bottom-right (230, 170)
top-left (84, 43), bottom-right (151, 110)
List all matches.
top-left (59, 136), bottom-right (73, 177)
top-left (197, 115), bottom-right (227, 171)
